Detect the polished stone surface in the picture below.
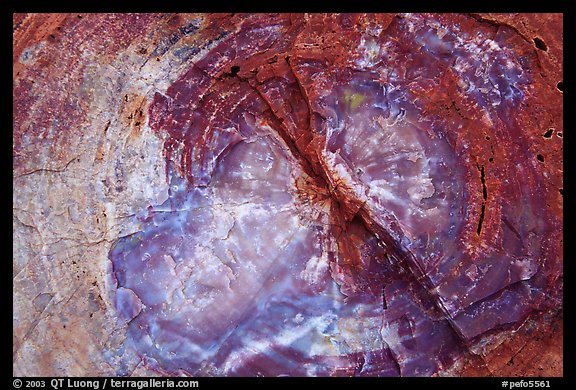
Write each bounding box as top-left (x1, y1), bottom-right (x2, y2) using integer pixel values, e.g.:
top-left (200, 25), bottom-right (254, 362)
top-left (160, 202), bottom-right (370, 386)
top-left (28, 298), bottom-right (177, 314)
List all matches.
top-left (13, 13), bottom-right (563, 377)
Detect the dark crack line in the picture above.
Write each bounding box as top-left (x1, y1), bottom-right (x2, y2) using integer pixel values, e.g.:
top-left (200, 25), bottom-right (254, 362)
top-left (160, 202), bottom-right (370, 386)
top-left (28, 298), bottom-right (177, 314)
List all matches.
top-left (476, 163), bottom-right (487, 236)
top-left (14, 154), bottom-right (81, 178)
top-left (382, 285), bottom-right (388, 310)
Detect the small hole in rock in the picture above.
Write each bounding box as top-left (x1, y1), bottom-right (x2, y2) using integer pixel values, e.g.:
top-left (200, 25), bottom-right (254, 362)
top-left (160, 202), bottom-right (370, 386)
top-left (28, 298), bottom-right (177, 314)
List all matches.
top-left (536, 154), bottom-right (545, 163)
top-left (489, 157), bottom-right (494, 162)
top-left (533, 37), bottom-right (548, 51)
top-left (559, 188), bottom-right (563, 196)
top-left (230, 65), bottom-right (240, 76)
top-left (556, 82), bottom-right (563, 92)
top-left (557, 132), bottom-right (563, 138)
top-left (485, 136), bottom-right (490, 140)
top-left (543, 129), bottom-right (554, 138)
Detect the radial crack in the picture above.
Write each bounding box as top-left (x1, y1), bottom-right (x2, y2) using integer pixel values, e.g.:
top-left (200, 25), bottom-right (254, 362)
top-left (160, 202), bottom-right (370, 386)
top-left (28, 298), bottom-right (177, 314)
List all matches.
top-left (476, 163), bottom-right (488, 236)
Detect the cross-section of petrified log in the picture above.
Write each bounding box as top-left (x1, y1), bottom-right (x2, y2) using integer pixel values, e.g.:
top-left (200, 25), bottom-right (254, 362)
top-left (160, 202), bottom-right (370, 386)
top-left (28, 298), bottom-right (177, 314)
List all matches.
top-left (13, 13), bottom-right (562, 377)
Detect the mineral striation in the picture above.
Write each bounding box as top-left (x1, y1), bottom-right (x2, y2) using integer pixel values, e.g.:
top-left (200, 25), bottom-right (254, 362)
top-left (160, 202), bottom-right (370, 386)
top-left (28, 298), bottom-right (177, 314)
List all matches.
top-left (13, 13), bottom-right (563, 377)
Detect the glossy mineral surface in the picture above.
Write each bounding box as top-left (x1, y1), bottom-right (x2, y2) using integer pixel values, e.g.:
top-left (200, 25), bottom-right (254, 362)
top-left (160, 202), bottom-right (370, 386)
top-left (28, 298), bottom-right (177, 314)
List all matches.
top-left (13, 13), bottom-right (563, 377)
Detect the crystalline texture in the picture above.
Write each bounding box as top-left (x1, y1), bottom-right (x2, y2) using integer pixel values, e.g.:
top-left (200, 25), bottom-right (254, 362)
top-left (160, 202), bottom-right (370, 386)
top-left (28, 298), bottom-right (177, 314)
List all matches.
top-left (106, 13), bottom-right (562, 376)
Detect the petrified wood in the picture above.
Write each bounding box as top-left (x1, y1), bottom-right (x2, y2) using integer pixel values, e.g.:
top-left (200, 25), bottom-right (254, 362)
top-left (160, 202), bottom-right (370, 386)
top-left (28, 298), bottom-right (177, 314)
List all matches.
top-left (13, 13), bottom-right (563, 377)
